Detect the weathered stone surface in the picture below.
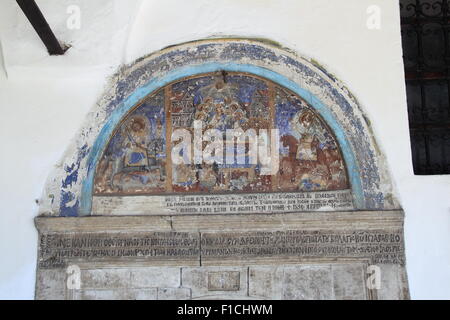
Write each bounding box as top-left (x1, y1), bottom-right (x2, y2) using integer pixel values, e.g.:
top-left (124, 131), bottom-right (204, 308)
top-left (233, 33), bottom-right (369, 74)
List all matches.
top-left (81, 268), bottom-right (132, 289)
top-left (35, 210), bottom-right (405, 233)
top-left (36, 227), bottom-right (405, 269)
top-left (35, 211), bottom-right (409, 300)
top-left (377, 264), bottom-right (410, 300)
top-left (282, 265), bottom-right (333, 300)
top-left (248, 264), bottom-right (369, 300)
top-left (208, 271), bottom-right (241, 291)
top-left (130, 267), bottom-right (180, 288)
top-left (182, 267), bottom-right (248, 299)
top-left (77, 267), bottom-right (181, 290)
top-left (35, 261), bottom-right (408, 300)
top-left (201, 229), bottom-right (405, 265)
top-left (248, 266), bottom-right (284, 300)
top-left (72, 288), bottom-right (157, 300)
top-left (35, 269), bottom-right (66, 300)
top-left (332, 264), bottom-right (367, 300)
top-left (37, 232), bottom-right (200, 269)
top-left (157, 288), bottom-right (191, 300)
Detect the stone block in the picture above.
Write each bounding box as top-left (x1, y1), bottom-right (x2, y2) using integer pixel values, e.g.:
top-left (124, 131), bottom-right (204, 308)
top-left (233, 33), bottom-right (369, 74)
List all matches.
top-left (157, 288), bottom-right (191, 300)
top-left (182, 267), bottom-right (248, 299)
top-left (282, 265), bottom-right (333, 300)
top-left (332, 264), bottom-right (367, 300)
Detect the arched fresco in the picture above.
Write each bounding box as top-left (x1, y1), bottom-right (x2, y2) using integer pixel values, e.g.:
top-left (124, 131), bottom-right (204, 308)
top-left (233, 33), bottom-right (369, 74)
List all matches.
top-left (36, 39), bottom-right (400, 217)
top-left (93, 73), bottom-right (349, 197)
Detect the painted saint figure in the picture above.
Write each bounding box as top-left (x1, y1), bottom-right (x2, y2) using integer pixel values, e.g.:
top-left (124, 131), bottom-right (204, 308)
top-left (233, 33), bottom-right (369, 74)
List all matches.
top-left (290, 110), bottom-right (326, 162)
top-left (123, 116), bottom-right (151, 169)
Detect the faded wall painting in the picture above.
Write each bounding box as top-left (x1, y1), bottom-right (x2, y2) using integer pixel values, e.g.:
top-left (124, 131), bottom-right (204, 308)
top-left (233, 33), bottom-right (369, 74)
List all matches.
top-left (275, 87), bottom-right (347, 192)
top-left (93, 72), bottom-right (349, 196)
top-left (95, 90), bottom-right (167, 194)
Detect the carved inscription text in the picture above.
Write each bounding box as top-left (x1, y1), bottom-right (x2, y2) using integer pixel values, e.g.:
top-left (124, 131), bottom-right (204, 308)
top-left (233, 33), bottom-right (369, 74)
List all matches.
top-left (38, 229), bottom-right (405, 269)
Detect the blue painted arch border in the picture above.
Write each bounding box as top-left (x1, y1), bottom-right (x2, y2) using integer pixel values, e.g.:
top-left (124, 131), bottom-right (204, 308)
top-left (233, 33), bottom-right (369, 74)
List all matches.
top-left (79, 62), bottom-right (364, 215)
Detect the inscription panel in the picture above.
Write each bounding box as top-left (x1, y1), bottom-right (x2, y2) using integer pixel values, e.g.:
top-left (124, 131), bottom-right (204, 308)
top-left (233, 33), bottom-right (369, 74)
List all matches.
top-left (201, 230), bottom-right (405, 265)
top-left (38, 232), bottom-right (200, 269)
top-left (92, 190), bottom-right (354, 215)
top-left (38, 229), bottom-right (405, 269)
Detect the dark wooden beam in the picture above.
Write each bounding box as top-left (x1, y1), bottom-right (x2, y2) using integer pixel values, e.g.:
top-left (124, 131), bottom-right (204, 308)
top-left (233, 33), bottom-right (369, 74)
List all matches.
top-left (16, 0), bottom-right (66, 55)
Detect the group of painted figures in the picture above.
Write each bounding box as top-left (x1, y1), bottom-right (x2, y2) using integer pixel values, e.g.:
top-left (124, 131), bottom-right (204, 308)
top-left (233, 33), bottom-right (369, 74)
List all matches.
top-left (94, 74), bottom-right (348, 195)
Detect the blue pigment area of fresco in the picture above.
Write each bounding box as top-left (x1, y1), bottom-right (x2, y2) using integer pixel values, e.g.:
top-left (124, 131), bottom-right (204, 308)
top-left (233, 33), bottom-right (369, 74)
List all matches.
top-left (60, 144), bottom-right (89, 216)
top-left (129, 153), bottom-right (145, 164)
top-left (78, 60), bottom-right (368, 215)
top-left (276, 92), bottom-right (305, 157)
top-left (172, 76), bottom-right (214, 106)
top-left (276, 96), bottom-right (306, 137)
top-left (173, 75), bottom-right (268, 107)
top-left (228, 75), bottom-right (268, 106)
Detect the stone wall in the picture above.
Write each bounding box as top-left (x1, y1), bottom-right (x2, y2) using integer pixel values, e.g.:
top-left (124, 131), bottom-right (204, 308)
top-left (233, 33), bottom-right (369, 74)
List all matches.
top-left (35, 211), bottom-right (409, 300)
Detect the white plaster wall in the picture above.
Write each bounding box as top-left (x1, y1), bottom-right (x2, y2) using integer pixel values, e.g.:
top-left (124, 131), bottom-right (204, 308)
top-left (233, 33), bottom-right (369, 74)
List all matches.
top-left (0, 0), bottom-right (449, 299)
